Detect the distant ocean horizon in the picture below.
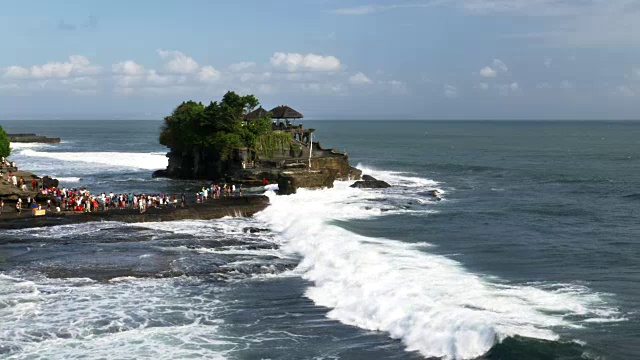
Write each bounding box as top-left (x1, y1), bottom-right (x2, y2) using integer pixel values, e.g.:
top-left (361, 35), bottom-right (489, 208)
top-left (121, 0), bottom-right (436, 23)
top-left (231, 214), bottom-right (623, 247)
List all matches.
top-left (1, 119), bottom-right (638, 359)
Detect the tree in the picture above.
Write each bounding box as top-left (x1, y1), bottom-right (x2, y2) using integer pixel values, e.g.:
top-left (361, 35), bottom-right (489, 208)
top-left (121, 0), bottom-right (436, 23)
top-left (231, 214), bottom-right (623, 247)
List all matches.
top-left (0, 125), bottom-right (10, 159)
top-left (159, 91), bottom-right (272, 161)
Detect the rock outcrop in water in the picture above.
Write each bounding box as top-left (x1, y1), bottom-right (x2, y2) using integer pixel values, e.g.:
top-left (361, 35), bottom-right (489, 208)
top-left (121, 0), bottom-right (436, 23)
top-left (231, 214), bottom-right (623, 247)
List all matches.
top-left (153, 91), bottom-right (360, 194)
top-left (8, 133), bottom-right (61, 143)
top-left (350, 174), bottom-right (391, 189)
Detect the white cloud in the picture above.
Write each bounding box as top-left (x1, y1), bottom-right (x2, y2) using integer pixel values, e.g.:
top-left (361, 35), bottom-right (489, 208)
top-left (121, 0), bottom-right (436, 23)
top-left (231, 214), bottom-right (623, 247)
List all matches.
top-left (332, 4), bottom-right (432, 15)
top-left (2, 55), bottom-right (101, 79)
top-left (146, 70), bottom-right (173, 86)
top-left (197, 66), bottom-right (221, 83)
top-left (3, 66), bottom-right (30, 78)
top-left (30, 62), bottom-right (73, 78)
top-left (333, 5), bottom-right (380, 15)
top-left (444, 84), bottom-right (458, 98)
top-left (496, 82), bottom-right (520, 96)
top-left (60, 76), bottom-right (98, 88)
top-left (229, 62), bottom-right (256, 72)
top-left (479, 66), bottom-right (497, 78)
top-left (478, 59), bottom-right (507, 78)
top-left (334, 1), bottom-right (640, 47)
top-left (112, 60), bottom-right (145, 76)
top-left (69, 55), bottom-right (102, 75)
top-left (492, 59), bottom-right (508, 72)
top-left (157, 49), bottom-right (199, 74)
top-left (349, 72), bottom-right (372, 85)
top-left (479, 82), bottom-right (489, 90)
top-left (270, 52), bottom-right (341, 72)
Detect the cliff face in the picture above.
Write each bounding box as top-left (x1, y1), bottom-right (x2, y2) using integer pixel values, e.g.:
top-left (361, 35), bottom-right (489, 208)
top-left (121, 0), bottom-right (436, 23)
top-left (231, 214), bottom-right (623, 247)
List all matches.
top-left (159, 149), bottom-right (237, 180)
top-left (155, 134), bottom-right (360, 194)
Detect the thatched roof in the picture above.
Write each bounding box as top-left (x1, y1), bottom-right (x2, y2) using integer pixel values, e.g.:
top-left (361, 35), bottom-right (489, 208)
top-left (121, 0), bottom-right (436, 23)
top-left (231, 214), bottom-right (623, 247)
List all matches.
top-left (270, 105), bottom-right (303, 119)
top-left (244, 106), bottom-right (270, 121)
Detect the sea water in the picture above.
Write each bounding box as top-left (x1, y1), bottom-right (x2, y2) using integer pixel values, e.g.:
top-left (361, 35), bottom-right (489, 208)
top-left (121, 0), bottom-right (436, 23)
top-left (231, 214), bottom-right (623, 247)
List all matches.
top-left (0, 120), bottom-right (638, 359)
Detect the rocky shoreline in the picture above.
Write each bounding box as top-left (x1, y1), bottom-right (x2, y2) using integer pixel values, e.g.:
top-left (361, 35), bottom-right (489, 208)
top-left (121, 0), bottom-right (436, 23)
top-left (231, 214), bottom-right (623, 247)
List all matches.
top-left (0, 195), bottom-right (270, 230)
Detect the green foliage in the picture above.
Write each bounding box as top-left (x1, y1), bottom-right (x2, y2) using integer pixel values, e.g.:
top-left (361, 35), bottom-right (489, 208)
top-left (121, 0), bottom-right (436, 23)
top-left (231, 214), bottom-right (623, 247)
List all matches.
top-left (0, 125), bottom-right (10, 158)
top-left (159, 91), bottom-right (273, 161)
top-left (255, 131), bottom-right (292, 158)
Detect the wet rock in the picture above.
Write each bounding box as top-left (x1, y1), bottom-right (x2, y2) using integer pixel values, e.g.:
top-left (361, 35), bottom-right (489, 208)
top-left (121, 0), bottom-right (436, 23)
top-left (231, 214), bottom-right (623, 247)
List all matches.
top-left (350, 180), bottom-right (391, 189)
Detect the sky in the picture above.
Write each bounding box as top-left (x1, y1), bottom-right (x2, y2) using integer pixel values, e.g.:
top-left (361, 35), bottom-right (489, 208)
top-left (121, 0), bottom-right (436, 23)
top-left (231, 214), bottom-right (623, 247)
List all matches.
top-left (1, 0), bottom-right (640, 120)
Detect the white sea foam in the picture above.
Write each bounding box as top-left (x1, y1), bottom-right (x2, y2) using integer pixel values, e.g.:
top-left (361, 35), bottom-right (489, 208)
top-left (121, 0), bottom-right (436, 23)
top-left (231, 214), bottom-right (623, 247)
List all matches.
top-left (0, 274), bottom-right (233, 360)
top-left (16, 149), bottom-right (167, 170)
top-left (356, 163), bottom-right (441, 189)
top-left (255, 179), bottom-right (621, 359)
top-left (9, 142), bottom-right (51, 150)
top-left (54, 177), bottom-right (82, 183)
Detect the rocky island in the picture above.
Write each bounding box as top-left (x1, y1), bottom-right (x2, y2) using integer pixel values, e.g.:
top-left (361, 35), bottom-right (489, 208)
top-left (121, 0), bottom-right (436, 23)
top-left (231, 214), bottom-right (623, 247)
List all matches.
top-left (0, 91), bottom-right (372, 229)
top-left (7, 133), bottom-right (61, 144)
top-left (153, 91), bottom-right (361, 194)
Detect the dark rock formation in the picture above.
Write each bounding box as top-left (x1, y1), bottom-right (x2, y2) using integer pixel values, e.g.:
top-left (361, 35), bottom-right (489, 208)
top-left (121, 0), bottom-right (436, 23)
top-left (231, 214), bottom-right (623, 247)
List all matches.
top-left (0, 196), bottom-right (269, 230)
top-left (277, 169), bottom-right (337, 195)
top-left (8, 133), bottom-right (61, 143)
top-left (156, 139), bottom-right (357, 196)
top-left (350, 175), bottom-right (391, 189)
top-left (42, 176), bottom-right (59, 189)
top-left (350, 180), bottom-right (391, 189)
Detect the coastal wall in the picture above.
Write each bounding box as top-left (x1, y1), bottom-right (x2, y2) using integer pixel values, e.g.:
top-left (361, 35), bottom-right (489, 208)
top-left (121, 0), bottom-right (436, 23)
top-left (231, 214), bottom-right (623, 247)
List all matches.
top-left (0, 196), bottom-right (270, 230)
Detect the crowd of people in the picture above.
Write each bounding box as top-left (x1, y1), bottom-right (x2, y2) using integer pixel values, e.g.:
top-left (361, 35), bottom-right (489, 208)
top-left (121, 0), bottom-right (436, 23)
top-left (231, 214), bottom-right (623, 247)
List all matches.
top-left (0, 157), bottom-right (252, 217)
top-left (195, 183), bottom-right (243, 203)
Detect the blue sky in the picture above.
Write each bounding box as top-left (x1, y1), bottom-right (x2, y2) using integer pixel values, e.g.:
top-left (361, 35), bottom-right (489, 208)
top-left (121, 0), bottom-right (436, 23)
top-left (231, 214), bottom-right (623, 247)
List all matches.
top-left (1, 0), bottom-right (639, 120)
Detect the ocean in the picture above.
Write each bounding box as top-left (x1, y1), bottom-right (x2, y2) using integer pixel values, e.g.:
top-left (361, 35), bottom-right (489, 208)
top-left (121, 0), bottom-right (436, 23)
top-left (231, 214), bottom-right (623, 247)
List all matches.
top-left (0, 120), bottom-right (638, 360)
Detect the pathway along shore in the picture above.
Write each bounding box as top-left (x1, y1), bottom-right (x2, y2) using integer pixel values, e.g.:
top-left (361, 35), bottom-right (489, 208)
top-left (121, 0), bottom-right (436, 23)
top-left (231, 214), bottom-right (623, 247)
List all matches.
top-left (0, 195), bottom-right (270, 230)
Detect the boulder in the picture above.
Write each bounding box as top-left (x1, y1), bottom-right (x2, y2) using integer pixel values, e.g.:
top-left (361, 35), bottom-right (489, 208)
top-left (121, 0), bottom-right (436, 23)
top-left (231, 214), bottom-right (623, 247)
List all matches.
top-left (361, 174), bottom-right (376, 181)
top-left (277, 169), bottom-right (337, 195)
top-left (349, 167), bottom-right (362, 180)
top-left (41, 176), bottom-right (59, 189)
top-left (350, 180), bottom-right (391, 189)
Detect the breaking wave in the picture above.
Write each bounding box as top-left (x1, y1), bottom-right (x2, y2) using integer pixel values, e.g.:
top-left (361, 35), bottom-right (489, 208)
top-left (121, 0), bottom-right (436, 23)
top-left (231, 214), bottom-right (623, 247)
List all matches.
top-left (255, 170), bottom-right (622, 359)
top-left (16, 149), bottom-right (167, 170)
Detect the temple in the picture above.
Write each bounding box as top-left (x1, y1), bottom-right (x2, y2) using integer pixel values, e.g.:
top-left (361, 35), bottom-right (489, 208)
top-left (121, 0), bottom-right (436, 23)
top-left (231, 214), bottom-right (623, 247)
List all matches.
top-left (155, 103), bottom-right (361, 194)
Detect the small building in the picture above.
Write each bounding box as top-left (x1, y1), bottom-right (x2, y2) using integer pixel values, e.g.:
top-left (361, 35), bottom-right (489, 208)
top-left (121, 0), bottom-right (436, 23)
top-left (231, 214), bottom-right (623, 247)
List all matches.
top-left (270, 105), bottom-right (304, 129)
top-left (243, 106), bottom-right (270, 125)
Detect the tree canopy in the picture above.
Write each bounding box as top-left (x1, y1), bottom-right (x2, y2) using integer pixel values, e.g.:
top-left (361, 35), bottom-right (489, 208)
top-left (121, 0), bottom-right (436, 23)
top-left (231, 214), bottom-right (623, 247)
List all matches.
top-left (0, 125), bottom-right (11, 159)
top-left (160, 91), bottom-right (271, 160)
